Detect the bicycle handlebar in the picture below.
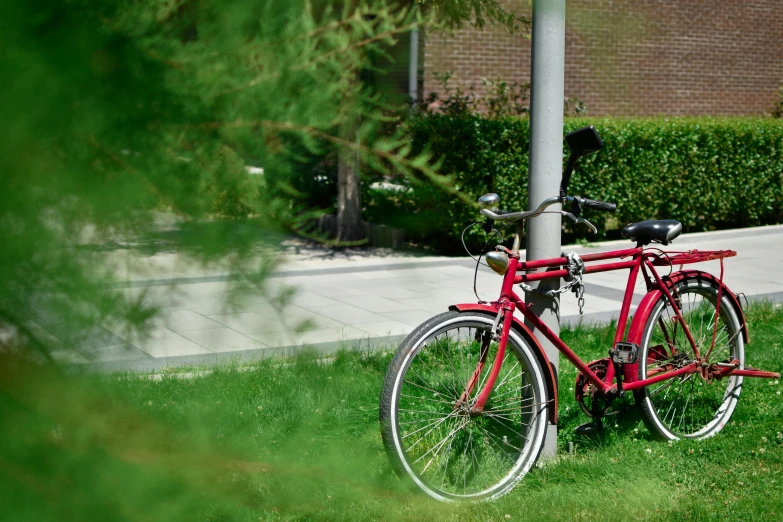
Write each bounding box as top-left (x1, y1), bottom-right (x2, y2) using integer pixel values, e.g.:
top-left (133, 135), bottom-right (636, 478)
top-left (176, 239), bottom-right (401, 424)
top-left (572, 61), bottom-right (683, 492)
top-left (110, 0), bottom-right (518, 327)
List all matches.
top-left (480, 196), bottom-right (561, 222)
top-left (480, 195), bottom-right (617, 222)
top-left (575, 197), bottom-right (617, 213)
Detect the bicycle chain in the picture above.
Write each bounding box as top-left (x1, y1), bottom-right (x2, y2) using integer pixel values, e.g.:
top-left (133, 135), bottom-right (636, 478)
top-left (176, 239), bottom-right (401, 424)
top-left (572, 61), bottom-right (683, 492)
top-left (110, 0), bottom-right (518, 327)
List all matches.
top-left (518, 251), bottom-right (586, 315)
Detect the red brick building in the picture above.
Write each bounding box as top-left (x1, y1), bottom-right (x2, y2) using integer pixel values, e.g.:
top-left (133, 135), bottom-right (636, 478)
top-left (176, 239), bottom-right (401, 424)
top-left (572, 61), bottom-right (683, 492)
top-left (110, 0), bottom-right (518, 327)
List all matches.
top-left (414, 0), bottom-right (783, 116)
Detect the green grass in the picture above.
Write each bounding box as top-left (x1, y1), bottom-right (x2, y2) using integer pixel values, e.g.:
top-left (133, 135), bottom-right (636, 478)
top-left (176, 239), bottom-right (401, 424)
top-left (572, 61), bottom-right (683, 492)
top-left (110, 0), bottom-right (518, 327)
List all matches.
top-left (1, 303), bottom-right (782, 521)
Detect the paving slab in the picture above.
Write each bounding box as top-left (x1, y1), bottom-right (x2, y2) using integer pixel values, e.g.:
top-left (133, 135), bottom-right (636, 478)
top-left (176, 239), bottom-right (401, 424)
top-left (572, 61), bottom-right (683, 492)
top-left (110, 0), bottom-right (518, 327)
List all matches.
top-left (154, 310), bottom-right (224, 331)
top-left (76, 224), bottom-right (783, 371)
top-left (181, 328), bottom-right (267, 353)
top-left (331, 294), bottom-right (411, 313)
top-left (249, 325), bottom-right (369, 348)
top-left (380, 309), bottom-right (444, 327)
top-left (121, 327), bottom-right (213, 358)
top-left (357, 319), bottom-right (416, 337)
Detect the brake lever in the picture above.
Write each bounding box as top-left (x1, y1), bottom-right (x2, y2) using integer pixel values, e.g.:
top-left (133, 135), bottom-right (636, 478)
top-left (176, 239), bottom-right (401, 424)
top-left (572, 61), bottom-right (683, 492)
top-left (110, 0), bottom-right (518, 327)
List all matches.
top-left (562, 212), bottom-right (598, 234)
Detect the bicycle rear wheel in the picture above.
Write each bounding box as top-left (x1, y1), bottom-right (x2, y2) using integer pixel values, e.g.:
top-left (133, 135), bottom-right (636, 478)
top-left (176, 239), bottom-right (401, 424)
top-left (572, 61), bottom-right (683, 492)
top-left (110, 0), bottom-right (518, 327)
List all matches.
top-left (634, 277), bottom-right (744, 440)
top-left (379, 311), bottom-right (548, 502)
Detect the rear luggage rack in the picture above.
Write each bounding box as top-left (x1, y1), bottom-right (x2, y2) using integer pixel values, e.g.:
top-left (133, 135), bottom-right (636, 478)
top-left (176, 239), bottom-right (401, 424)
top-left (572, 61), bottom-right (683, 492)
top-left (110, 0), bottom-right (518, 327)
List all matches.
top-left (649, 249), bottom-right (737, 267)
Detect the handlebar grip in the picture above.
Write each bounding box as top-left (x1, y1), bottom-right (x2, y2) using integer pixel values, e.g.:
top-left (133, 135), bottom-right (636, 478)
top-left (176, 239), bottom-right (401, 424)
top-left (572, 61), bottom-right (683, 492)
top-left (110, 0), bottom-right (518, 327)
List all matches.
top-left (581, 198), bottom-right (617, 213)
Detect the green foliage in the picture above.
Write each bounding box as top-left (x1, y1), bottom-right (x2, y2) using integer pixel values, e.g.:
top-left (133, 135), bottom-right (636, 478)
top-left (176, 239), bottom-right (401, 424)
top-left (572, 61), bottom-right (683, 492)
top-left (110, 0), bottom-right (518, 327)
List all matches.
top-left (366, 114), bottom-right (529, 253)
top-left (415, 72), bottom-right (584, 118)
top-left (367, 116), bottom-right (783, 254)
top-left (0, 0), bottom-right (457, 354)
top-left (419, 0), bottom-right (530, 33)
top-left (435, 74), bottom-right (530, 117)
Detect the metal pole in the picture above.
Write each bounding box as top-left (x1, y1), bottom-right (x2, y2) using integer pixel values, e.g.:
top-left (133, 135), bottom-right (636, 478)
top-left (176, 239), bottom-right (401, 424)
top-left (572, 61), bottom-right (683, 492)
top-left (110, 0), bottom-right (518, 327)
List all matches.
top-left (409, 26), bottom-right (419, 103)
top-left (526, 0), bottom-right (566, 458)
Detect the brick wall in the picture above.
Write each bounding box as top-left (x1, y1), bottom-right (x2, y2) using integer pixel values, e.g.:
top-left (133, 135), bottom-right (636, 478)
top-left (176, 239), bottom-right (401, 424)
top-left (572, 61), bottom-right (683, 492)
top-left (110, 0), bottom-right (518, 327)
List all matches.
top-left (423, 0), bottom-right (783, 116)
top-left (421, 0), bottom-right (531, 105)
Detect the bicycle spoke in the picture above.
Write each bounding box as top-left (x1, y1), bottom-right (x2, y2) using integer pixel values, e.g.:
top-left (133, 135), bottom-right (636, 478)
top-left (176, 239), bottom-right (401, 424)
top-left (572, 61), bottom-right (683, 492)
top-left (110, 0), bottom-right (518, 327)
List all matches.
top-left (471, 423), bottom-right (511, 469)
top-left (484, 413), bottom-right (530, 438)
top-left (483, 411), bottom-right (526, 438)
top-left (440, 331), bottom-right (464, 400)
top-left (485, 380), bottom-right (531, 402)
top-left (489, 390), bottom-right (533, 406)
top-left (436, 422), bottom-right (459, 487)
top-left (399, 407), bottom-right (457, 416)
top-left (415, 417), bottom-right (467, 469)
top-left (414, 337), bottom-right (462, 399)
top-left (494, 360), bottom-right (521, 391)
top-left (483, 408), bottom-right (522, 424)
top-left (406, 411), bottom-right (461, 451)
top-left (649, 373), bottom-right (694, 398)
top-left (404, 372), bottom-right (453, 401)
top-left (678, 380), bottom-right (694, 432)
top-left (484, 403), bottom-right (536, 416)
top-left (463, 429), bottom-right (474, 494)
top-left (400, 393), bottom-right (458, 407)
top-left (476, 422), bottom-right (525, 454)
top-left (459, 327), bottom-right (480, 393)
top-left (401, 414), bottom-right (457, 437)
top-left (458, 327), bottom-right (472, 398)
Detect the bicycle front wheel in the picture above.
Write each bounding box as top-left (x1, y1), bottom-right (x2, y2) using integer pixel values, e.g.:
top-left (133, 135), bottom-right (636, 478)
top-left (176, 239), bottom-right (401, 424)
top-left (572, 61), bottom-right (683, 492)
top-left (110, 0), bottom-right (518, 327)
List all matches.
top-left (635, 276), bottom-right (745, 440)
top-left (379, 311), bottom-right (549, 502)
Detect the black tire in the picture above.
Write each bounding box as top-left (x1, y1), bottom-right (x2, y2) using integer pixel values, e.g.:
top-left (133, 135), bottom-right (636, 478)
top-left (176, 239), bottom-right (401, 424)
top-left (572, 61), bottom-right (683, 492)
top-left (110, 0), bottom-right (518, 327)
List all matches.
top-left (379, 311), bottom-right (548, 502)
top-left (634, 277), bottom-right (744, 440)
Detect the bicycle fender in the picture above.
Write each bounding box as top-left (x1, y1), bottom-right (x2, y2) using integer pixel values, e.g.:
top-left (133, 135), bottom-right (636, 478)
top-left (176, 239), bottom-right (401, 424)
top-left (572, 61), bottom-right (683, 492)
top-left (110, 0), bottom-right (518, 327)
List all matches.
top-left (627, 270), bottom-right (749, 346)
top-left (448, 303), bottom-right (559, 425)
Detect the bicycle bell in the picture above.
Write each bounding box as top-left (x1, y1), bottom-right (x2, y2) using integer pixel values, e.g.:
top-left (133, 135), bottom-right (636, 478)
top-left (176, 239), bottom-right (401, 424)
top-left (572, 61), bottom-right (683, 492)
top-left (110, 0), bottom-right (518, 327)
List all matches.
top-left (478, 193), bottom-right (500, 210)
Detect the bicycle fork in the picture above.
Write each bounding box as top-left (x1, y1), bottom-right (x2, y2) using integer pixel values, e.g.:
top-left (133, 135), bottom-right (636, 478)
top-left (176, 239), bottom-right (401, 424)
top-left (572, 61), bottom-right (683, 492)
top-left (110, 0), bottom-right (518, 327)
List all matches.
top-left (457, 301), bottom-right (516, 414)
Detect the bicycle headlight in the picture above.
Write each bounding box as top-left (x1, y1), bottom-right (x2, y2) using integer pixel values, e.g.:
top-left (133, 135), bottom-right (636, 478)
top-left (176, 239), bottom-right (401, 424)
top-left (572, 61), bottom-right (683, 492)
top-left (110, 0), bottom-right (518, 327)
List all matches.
top-left (485, 251), bottom-right (509, 275)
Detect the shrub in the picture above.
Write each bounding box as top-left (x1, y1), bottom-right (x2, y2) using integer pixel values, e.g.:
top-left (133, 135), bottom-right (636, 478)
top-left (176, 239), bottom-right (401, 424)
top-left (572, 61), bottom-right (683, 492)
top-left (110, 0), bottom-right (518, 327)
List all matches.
top-left (364, 116), bottom-right (783, 254)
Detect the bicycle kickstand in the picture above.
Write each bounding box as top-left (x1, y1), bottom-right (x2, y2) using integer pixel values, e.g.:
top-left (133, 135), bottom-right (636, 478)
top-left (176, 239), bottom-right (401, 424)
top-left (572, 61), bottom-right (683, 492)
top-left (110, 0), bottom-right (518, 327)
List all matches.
top-left (574, 418), bottom-right (604, 435)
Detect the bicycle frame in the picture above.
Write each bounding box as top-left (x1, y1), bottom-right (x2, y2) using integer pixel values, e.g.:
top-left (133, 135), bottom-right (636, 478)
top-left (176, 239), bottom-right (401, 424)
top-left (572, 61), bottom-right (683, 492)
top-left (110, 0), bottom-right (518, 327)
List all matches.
top-left (380, 126), bottom-right (783, 501)
top-left (460, 244), bottom-right (780, 415)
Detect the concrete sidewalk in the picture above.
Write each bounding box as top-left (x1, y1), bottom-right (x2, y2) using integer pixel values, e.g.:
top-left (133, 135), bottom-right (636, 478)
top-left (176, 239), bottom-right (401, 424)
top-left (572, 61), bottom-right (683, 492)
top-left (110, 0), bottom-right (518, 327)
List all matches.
top-left (72, 225), bottom-right (783, 371)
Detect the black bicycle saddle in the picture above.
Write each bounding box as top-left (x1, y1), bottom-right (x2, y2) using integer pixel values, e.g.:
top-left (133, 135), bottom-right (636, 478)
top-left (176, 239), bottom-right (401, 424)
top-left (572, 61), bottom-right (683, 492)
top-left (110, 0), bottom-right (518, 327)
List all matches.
top-left (622, 220), bottom-right (682, 245)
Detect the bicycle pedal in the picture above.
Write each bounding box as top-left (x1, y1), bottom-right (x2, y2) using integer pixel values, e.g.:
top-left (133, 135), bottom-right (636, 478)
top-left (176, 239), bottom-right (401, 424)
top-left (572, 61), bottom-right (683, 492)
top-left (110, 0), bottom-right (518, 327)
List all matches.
top-left (574, 421), bottom-right (603, 436)
top-left (611, 342), bottom-right (639, 364)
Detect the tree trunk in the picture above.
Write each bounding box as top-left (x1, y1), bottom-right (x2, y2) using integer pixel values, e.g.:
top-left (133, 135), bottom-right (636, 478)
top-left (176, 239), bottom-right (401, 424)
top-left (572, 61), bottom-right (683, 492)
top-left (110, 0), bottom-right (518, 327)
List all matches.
top-left (336, 133), bottom-right (364, 242)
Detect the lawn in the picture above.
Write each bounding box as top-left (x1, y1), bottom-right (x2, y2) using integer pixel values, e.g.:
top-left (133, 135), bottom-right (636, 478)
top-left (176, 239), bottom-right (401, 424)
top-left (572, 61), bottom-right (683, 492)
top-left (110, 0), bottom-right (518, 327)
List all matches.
top-left (1, 303), bottom-right (782, 521)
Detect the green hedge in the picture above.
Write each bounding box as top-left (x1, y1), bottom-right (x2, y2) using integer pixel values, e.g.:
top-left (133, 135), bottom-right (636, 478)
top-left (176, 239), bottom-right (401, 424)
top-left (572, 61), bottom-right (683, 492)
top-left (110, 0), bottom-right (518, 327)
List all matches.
top-left (364, 116), bottom-right (783, 254)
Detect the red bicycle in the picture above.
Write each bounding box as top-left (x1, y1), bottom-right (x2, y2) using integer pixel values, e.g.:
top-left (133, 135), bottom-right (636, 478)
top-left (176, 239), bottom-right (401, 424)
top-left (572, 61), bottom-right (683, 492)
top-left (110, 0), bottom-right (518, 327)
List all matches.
top-left (379, 126), bottom-right (780, 502)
